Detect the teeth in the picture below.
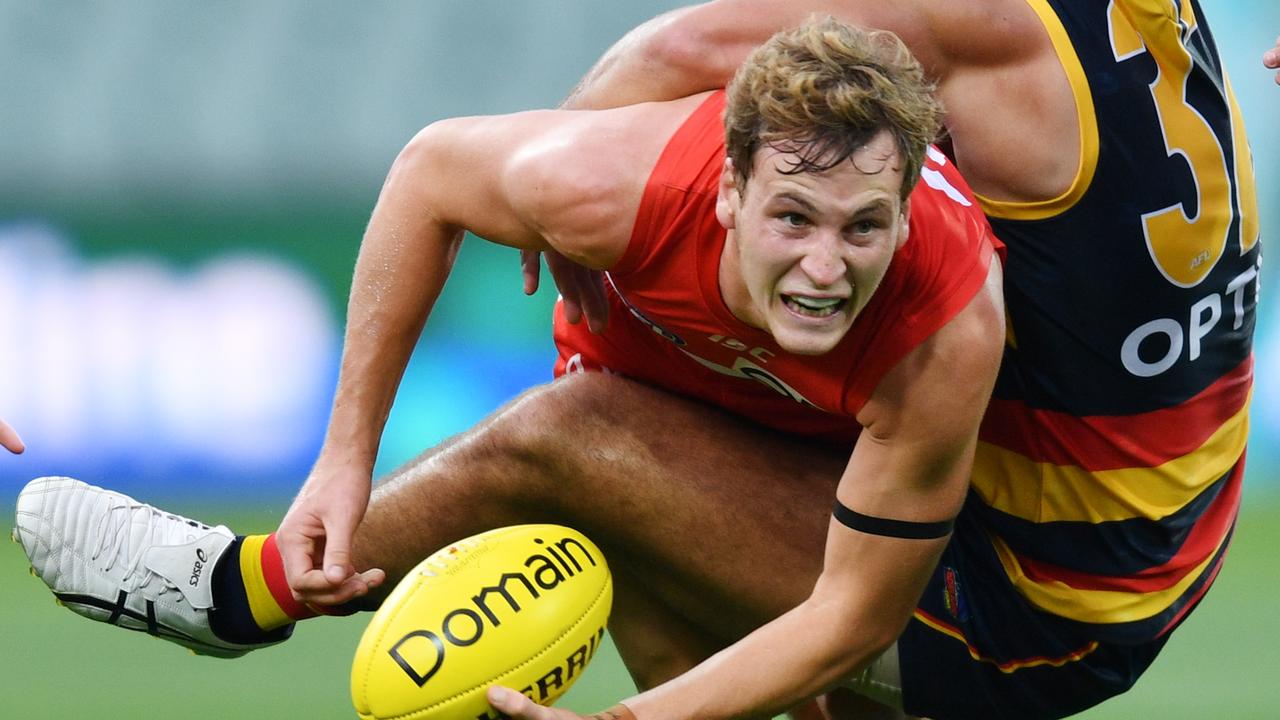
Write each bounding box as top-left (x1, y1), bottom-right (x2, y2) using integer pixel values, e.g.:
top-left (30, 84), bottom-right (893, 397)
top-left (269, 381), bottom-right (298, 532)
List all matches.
top-left (792, 296), bottom-right (840, 310)
top-left (784, 295), bottom-right (844, 317)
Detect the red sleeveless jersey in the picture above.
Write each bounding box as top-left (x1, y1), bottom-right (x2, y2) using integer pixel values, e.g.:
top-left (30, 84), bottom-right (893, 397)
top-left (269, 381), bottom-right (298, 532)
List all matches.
top-left (554, 91), bottom-right (1000, 444)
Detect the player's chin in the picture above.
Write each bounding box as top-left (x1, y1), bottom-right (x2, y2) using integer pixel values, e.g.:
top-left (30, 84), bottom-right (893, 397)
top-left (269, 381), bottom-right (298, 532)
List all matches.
top-left (772, 327), bottom-right (846, 356)
top-left (771, 313), bottom-right (851, 355)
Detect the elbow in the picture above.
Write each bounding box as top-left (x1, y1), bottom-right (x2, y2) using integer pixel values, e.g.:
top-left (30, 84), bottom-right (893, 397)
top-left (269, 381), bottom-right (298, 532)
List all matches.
top-left (835, 609), bottom-right (901, 661)
top-left (376, 121), bottom-right (467, 242)
top-left (863, 622), bottom-right (904, 661)
top-left (638, 12), bottom-right (742, 89)
top-left (832, 619), bottom-right (903, 682)
top-left (640, 21), bottom-right (705, 76)
top-left (814, 597), bottom-right (912, 676)
top-left (388, 121), bottom-right (450, 185)
top-left (381, 120), bottom-right (464, 225)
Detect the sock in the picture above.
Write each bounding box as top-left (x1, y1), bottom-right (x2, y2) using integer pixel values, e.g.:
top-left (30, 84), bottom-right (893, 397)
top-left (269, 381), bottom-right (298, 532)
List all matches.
top-left (209, 533), bottom-right (319, 644)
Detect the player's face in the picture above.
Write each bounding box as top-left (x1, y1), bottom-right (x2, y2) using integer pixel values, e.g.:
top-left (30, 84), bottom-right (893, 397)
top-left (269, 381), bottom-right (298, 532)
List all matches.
top-left (716, 130), bottom-right (910, 355)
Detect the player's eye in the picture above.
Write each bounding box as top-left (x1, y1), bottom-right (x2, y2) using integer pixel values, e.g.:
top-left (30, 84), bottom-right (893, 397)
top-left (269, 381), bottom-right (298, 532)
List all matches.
top-left (852, 219), bottom-right (878, 234)
top-left (779, 212), bottom-right (809, 228)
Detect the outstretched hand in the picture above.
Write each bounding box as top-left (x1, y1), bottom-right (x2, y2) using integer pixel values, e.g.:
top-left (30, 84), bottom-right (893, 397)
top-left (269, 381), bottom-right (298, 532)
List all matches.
top-left (276, 464), bottom-right (385, 606)
top-left (0, 418), bottom-right (24, 454)
top-left (521, 249), bottom-right (611, 333)
top-left (1266, 36), bottom-right (1280, 85)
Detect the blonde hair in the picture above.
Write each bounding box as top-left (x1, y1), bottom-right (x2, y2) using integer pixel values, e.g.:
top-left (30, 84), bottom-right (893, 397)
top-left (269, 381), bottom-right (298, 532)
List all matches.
top-left (724, 17), bottom-right (942, 200)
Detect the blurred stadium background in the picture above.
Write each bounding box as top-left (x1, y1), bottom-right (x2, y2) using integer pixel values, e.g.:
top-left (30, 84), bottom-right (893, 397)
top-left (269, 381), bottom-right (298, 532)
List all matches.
top-left (1, 2), bottom-right (1277, 717)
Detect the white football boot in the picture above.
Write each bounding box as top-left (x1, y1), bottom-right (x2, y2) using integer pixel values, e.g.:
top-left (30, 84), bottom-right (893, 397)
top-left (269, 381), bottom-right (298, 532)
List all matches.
top-left (14, 476), bottom-right (288, 658)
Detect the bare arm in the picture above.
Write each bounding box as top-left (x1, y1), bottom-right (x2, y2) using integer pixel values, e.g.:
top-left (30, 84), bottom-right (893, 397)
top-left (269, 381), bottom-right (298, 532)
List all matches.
top-left (281, 104), bottom-right (668, 602)
top-left (494, 261), bottom-right (1005, 718)
top-left (568, 0), bottom-right (1070, 202)
top-left (563, 1), bottom-right (940, 111)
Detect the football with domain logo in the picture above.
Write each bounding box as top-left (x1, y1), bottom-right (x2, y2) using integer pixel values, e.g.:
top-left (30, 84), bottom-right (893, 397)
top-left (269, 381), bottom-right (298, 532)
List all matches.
top-left (350, 524), bottom-right (613, 720)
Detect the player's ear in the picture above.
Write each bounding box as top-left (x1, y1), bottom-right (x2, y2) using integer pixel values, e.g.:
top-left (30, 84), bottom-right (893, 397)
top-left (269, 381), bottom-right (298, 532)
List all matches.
top-left (716, 158), bottom-right (739, 230)
top-left (895, 199), bottom-right (911, 249)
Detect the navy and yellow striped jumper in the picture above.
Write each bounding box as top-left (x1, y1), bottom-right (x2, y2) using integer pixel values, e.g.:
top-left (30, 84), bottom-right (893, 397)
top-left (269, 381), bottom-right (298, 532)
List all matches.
top-left (899, 1), bottom-right (1259, 717)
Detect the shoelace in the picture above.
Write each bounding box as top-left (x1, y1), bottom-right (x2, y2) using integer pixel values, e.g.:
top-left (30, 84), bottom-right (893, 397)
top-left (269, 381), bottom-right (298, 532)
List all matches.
top-left (90, 495), bottom-right (198, 597)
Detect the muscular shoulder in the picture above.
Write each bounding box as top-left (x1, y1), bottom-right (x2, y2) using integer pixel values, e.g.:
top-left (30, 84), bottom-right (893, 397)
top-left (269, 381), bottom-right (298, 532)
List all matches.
top-left (502, 94), bottom-right (710, 270)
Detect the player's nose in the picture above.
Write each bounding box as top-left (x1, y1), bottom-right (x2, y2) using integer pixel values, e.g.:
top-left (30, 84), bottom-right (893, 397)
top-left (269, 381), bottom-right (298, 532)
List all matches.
top-left (798, 234), bottom-right (845, 286)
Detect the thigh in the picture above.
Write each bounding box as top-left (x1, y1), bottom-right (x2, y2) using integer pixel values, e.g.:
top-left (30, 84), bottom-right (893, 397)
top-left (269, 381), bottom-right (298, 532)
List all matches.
top-left (524, 372), bottom-right (848, 640)
top-left (356, 372), bottom-right (847, 641)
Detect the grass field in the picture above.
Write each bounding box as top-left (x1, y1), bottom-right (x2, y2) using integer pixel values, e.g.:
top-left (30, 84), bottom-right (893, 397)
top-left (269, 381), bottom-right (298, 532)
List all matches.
top-left (3, 497), bottom-right (1278, 719)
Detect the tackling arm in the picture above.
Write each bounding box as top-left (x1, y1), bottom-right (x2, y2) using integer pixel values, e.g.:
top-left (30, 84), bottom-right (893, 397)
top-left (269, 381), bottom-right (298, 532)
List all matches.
top-left (563, 0), bottom-right (938, 111)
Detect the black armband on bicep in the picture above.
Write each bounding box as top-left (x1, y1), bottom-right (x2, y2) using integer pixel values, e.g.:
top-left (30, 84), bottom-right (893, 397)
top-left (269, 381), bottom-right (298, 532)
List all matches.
top-left (832, 500), bottom-right (955, 540)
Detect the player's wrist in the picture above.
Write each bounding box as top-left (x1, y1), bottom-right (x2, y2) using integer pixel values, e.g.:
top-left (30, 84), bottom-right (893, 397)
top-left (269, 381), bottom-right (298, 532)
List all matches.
top-left (590, 703), bottom-right (638, 720)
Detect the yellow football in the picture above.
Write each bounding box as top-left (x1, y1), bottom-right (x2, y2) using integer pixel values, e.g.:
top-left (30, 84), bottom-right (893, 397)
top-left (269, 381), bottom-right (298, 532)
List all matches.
top-left (351, 524), bottom-right (613, 720)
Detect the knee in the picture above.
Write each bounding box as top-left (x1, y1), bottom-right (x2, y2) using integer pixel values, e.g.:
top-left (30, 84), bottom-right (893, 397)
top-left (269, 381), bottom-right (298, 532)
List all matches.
top-left (479, 372), bottom-right (672, 495)
top-left (494, 373), bottom-right (631, 452)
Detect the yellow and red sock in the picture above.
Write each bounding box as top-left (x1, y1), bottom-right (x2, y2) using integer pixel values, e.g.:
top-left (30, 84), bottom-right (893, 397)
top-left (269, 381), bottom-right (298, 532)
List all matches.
top-left (209, 533), bottom-right (354, 643)
top-left (238, 533), bottom-right (317, 630)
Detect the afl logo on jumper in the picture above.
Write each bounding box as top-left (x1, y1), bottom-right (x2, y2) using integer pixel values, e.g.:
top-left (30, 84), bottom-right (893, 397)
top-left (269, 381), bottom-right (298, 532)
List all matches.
top-left (941, 565), bottom-right (968, 622)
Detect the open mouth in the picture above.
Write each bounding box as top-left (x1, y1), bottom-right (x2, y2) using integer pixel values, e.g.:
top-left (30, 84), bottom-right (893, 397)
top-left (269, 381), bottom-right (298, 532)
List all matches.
top-left (782, 294), bottom-right (847, 319)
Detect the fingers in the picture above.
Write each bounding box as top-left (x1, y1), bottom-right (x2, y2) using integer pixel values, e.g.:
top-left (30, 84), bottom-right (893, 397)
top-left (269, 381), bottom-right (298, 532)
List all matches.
top-left (575, 269), bottom-right (610, 334)
top-left (1266, 36), bottom-right (1280, 84)
top-left (486, 687), bottom-right (558, 719)
top-left (544, 252), bottom-right (610, 332)
top-left (521, 250), bottom-right (542, 295)
top-left (276, 525), bottom-right (320, 594)
top-left (0, 418), bottom-right (25, 454)
top-left (562, 295), bottom-right (586, 325)
top-left (321, 512), bottom-right (358, 585)
top-left (517, 247), bottom-right (609, 340)
top-left (291, 567), bottom-right (386, 606)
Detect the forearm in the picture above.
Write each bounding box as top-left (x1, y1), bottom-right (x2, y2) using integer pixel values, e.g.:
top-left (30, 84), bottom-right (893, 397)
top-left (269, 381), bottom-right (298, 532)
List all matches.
top-left (621, 449), bottom-right (959, 718)
top-left (564, 1), bottom-right (942, 112)
top-left (626, 593), bottom-right (901, 719)
top-left (320, 137), bottom-right (464, 468)
top-left (563, 6), bottom-right (733, 110)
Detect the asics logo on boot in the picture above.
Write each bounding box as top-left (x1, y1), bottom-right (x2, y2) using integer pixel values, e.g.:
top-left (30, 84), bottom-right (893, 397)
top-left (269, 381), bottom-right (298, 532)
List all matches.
top-left (189, 548), bottom-right (208, 587)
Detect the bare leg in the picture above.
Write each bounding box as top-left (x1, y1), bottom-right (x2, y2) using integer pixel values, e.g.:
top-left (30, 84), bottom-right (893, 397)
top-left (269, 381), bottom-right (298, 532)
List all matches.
top-left (353, 372), bottom-right (843, 633)
top-left (607, 564), bottom-right (725, 690)
top-left (350, 372), bottom-right (902, 714)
